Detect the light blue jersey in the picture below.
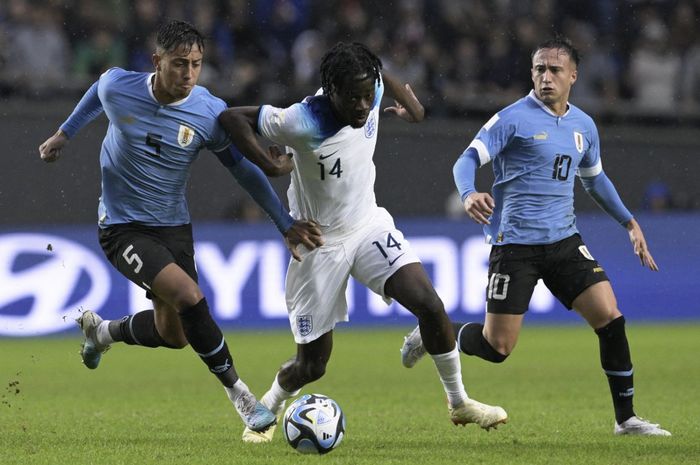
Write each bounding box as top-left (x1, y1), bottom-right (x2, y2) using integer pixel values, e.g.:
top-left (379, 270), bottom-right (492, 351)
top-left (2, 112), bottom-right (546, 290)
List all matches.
top-left (61, 67), bottom-right (230, 227)
top-left (466, 91), bottom-right (604, 245)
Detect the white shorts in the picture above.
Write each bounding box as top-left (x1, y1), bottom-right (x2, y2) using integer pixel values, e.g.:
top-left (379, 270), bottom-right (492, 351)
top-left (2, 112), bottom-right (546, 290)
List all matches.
top-left (285, 208), bottom-right (420, 343)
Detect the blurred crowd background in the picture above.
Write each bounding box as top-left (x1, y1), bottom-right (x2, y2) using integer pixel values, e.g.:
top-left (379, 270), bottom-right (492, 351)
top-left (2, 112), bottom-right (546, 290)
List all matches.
top-left (3, 0), bottom-right (700, 119)
top-left (1, 0), bottom-right (698, 225)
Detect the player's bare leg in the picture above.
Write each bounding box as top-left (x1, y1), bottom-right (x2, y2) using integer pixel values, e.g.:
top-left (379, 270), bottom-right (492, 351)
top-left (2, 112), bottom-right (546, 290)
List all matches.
top-left (388, 263), bottom-right (507, 430)
top-left (243, 331), bottom-right (333, 442)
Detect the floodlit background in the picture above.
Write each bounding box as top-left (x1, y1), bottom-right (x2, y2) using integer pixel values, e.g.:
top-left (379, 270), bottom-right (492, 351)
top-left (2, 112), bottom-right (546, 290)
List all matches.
top-left (1, 0), bottom-right (699, 336)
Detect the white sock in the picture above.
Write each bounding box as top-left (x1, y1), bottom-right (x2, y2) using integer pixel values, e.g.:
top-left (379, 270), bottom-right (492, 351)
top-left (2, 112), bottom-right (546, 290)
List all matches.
top-left (430, 344), bottom-right (469, 407)
top-left (224, 378), bottom-right (251, 403)
top-left (95, 321), bottom-right (114, 345)
top-left (260, 374), bottom-right (300, 413)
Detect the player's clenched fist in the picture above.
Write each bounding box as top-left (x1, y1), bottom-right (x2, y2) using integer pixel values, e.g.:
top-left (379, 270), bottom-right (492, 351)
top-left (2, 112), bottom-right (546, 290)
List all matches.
top-left (464, 192), bottom-right (495, 225)
top-left (39, 130), bottom-right (68, 163)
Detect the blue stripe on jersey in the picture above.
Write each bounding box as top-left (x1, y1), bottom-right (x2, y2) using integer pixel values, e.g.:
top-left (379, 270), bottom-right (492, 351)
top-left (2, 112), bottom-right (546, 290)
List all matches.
top-left (470, 91), bottom-right (605, 245)
top-left (69, 68), bottom-right (230, 227)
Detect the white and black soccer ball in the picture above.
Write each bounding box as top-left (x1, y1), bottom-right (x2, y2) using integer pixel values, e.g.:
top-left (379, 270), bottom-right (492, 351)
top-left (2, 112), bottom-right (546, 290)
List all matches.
top-left (283, 393), bottom-right (345, 454)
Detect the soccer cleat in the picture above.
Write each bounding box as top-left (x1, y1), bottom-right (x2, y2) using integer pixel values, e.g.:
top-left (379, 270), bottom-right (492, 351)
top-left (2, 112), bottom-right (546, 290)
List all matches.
top-left (449, 398), bottom-right (508, 431)
top-left (242, 399), bottom-right (286, 443)
top-left (234, 391), bottom-right (277, 433)
top-left (614, 416), bottom-right (671, 436)
top-left (76, 310), bottom-right (110, 369)
top-left (400, 325), bottom-right (426, 368)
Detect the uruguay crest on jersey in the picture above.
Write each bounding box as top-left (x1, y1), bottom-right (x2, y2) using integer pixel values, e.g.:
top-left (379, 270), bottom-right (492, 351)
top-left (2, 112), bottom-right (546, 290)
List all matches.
top-left (178, 124), bottom-right (195, 147)
top-left (574, 131), bottom-right (584, 153)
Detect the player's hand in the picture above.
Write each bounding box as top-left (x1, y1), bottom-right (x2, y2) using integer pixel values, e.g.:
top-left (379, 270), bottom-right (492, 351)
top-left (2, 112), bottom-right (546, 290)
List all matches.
top-left (39, 130), bottom-right (68, 163)
top-left (267, 145), bottom-right (294, 176)
top-left (284, 220), bottom-right (324, 262)
top-left (464, 192), bottom-right (494, 225)
top-left (626, 218), bottom-right (659, 271)
top-left (383, 84), bottom-right (423, 122)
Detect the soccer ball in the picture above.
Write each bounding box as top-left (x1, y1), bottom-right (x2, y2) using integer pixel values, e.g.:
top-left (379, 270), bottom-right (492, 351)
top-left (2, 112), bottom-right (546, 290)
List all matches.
top-left (283, 393), bottom-right (345, 454)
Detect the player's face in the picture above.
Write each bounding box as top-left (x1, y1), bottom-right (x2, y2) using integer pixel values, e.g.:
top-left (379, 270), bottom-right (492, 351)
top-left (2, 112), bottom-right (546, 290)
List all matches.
top-left (329, 74), bottom-right (376, 128)
top-left (531, 48), bottom-right (577, 112)
top-left (153, 43), bottom-right (203, 102)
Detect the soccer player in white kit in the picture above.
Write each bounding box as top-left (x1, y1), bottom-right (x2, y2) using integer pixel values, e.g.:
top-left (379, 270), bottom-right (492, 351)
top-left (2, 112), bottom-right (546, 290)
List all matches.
top-left (219, 42), bottom-right (508, 442)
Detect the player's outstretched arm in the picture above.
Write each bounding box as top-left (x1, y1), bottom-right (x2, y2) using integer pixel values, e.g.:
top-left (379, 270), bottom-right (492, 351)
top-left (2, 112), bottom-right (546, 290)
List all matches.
top-left (381, 71), bottom-right (425, 123)
top-left (39, 80), bottom-right (104, 163)
top-left (284, 220), bottom-right (325, 262)
top-left (39, 130), bottom-right (69, 163)
top-left (625, 218), bottom-right (659, 271)
top-left (218, 107), bottom-right (293, 177)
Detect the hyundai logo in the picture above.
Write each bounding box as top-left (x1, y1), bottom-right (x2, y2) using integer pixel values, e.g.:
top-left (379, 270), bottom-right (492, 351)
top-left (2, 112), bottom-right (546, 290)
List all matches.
top-left (0, 234), bottom-right (110, 336)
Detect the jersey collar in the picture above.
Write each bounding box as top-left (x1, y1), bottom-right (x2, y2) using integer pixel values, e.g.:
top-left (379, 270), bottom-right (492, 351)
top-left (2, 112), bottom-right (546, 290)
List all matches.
top-left (146, 73), bottom-right (193, 106)
top-left (527, 90), bottom-right (570, 117)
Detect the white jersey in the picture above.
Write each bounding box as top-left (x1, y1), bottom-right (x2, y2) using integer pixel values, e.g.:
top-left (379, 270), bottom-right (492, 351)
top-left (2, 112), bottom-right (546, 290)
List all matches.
top-left (258, 76), bottom-right (384, 240)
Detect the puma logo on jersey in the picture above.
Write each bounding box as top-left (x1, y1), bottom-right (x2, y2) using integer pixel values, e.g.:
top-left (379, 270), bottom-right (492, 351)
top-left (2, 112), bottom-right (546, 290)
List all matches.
top-left (533, 131), bottom-right (548, 140)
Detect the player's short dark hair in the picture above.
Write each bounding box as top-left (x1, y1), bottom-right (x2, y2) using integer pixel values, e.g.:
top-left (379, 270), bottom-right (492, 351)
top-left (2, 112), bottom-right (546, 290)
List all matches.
top-left (156, 20), bottom-right (205, 54)
top-left (532, 35), bottom-right (580, 66)
top-left (320, 42), bottom-right (382, 95)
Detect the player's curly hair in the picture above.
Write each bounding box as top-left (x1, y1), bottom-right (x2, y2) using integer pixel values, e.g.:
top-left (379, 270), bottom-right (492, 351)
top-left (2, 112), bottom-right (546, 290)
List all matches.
top-left (320, 42), bottom-right (382, 95)
top-left (532, 35), bottom-right (580, 66)
top-left (156, 20), bottom-right (205, 54)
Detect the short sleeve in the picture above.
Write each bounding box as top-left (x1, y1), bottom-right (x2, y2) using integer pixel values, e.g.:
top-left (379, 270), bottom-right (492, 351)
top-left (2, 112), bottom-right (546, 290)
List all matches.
top-left (257, 103), bottom-right (315, 148)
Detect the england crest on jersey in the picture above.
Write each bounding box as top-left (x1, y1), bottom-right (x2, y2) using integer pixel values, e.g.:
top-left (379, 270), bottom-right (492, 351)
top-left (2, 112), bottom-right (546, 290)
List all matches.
top-left (573, 131), bottom-right (584, 153)
top-left (178, 125), bottom-right (195, 147)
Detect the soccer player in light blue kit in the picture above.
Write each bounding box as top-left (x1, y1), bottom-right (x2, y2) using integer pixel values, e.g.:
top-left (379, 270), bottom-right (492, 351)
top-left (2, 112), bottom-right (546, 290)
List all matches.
top-left (38, 20), bottom-right (322, 434)
top-left (401, 37), bottom-right (670, 436)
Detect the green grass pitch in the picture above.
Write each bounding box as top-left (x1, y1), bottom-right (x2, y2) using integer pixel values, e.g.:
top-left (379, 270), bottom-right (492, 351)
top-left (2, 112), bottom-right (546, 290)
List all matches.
top-left (2, 324), bottom-right (698, 465)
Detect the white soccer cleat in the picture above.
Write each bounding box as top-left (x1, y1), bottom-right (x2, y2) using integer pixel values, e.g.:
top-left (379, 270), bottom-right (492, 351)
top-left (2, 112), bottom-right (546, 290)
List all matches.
top-left (614, 416), bottom-right (671, 436)
top-left (76, 310), bottom-right (110, 369)
top-left (449, 398), bottom-right (508, 431)
top-left (400, 325), bottom-right (426, 368)
top-left (242, 398), bottom-right (286, 443)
